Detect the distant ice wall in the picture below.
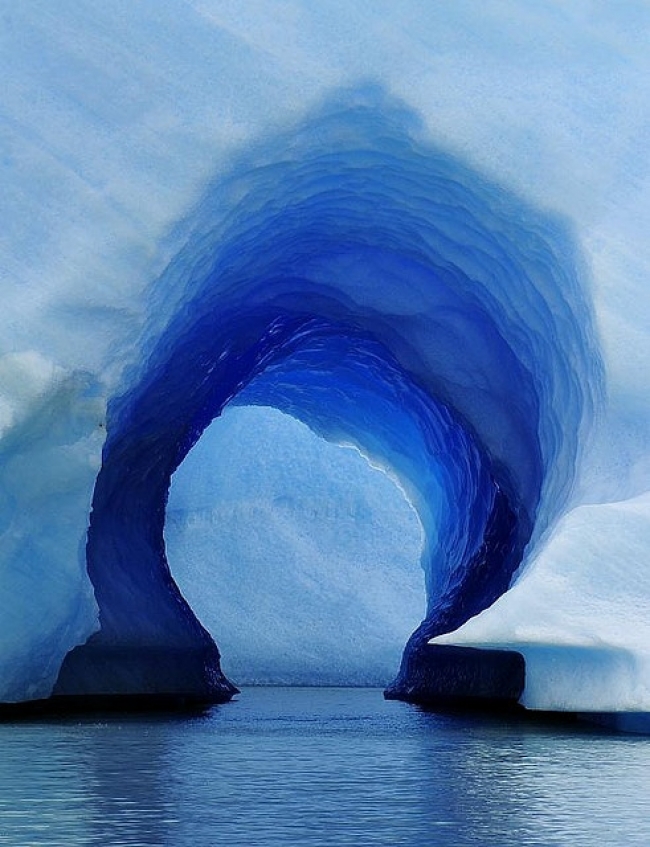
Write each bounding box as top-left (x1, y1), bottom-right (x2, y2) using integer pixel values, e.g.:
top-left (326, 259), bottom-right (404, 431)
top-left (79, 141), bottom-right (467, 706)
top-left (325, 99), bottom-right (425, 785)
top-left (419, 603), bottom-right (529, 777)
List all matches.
top-left (166, 406), bottom-right (425, 685)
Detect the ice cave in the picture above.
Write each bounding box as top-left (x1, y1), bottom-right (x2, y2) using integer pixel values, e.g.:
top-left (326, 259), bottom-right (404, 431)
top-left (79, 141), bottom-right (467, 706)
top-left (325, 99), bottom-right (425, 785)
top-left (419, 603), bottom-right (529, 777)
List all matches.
top-left (1, 2), bottom-right (649, 729)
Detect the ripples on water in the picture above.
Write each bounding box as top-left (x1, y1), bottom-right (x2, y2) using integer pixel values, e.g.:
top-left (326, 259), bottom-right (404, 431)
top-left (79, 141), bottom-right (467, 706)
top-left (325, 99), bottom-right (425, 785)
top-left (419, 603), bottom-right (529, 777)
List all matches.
top-left (0, 687), bottom-right (648, 846)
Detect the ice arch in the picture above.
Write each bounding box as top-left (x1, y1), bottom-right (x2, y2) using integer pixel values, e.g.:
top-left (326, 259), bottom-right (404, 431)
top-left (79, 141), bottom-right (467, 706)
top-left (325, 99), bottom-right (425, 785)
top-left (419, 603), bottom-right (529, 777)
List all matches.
top-left (55, 92), bottom-right (602, 701)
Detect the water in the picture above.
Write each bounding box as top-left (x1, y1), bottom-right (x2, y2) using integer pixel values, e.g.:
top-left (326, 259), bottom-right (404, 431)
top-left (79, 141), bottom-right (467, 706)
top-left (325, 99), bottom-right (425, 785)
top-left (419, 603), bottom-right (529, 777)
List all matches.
top-left (0, 687), bottom-right (648, 846)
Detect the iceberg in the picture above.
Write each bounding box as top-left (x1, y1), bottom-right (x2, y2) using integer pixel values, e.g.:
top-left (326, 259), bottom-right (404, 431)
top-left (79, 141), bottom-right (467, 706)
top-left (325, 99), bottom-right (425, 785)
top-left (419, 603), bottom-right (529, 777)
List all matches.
top-left (0, 2), bottom-right (649, 718)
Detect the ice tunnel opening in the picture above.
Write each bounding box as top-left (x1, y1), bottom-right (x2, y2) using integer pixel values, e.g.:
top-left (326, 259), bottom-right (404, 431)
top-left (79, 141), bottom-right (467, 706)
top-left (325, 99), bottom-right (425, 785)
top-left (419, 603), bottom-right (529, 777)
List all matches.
top-left (55, 309), bottom-right (525, 702)
top-left (165, 404), bottom-right (426, 686)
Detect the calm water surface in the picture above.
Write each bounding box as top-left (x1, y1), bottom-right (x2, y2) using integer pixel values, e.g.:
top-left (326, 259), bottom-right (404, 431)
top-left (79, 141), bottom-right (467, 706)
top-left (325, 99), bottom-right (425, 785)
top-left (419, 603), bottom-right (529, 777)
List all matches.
top-left (0, 687), bottom-right (648, 846)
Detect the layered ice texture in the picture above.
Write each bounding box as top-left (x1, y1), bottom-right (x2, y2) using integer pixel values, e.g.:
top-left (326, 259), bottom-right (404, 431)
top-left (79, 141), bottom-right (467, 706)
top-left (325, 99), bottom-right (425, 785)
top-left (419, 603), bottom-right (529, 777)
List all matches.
top-left (0, 1), bottom-right (649, 711)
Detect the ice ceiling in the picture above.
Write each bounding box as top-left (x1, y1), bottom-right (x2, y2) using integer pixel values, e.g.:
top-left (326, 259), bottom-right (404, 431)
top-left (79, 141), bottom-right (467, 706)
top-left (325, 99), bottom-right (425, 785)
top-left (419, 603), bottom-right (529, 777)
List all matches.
top-left (1, 2), bottom-right (649, 711)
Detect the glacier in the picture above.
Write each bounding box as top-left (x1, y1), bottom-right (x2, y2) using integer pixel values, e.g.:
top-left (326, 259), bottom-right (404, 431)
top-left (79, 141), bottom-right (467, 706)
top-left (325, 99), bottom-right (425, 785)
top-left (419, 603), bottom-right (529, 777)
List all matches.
top-left (0, 1), bottom-right (649, 719)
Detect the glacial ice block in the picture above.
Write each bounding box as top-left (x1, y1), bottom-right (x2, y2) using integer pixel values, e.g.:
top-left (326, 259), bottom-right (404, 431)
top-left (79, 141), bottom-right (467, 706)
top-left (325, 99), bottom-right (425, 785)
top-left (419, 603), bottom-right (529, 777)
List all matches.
top-left (431, 492), bottom-right (650, 714)
top-left (1, 3), bottom-right (648, 713)
top-left (0, 353), bottom-right (102, 702)
top-left (54, 94), bottom-right (602, 702)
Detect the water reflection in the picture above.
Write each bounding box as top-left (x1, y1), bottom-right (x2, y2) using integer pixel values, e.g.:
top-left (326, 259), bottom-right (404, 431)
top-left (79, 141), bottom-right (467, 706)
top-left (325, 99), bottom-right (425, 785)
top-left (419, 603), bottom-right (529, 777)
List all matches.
top-left (79, 717), bottom-right (180, 846)
top-left (0, 690), bottom-right (648, 846)
top-left (0, 715), bottom-right (182, 846)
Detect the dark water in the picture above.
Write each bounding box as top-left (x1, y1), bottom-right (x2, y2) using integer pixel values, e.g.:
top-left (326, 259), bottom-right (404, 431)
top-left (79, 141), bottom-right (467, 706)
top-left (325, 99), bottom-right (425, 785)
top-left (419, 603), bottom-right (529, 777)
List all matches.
top-left (0, 687), bottom-right (648, 846)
